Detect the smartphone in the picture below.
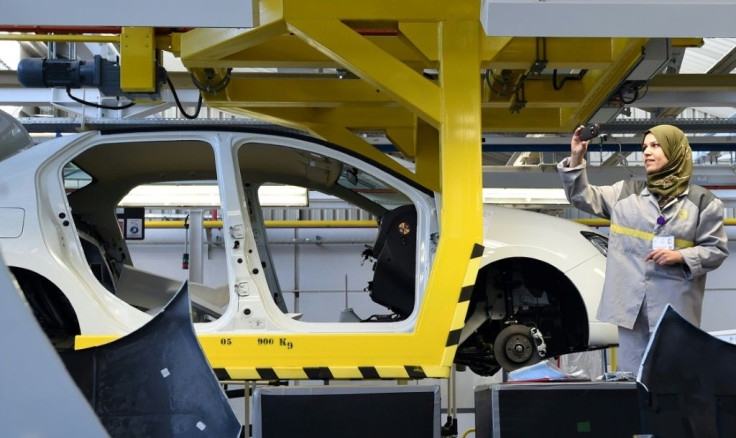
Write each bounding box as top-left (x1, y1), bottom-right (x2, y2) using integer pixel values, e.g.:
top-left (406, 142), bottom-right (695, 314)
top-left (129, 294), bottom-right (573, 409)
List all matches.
top-left (578, 123), bottom-right (600, 141)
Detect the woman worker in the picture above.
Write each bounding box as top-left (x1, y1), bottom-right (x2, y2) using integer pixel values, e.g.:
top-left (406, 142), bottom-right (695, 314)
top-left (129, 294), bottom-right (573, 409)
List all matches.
top-left (558, 124), bottom-right (728, 373)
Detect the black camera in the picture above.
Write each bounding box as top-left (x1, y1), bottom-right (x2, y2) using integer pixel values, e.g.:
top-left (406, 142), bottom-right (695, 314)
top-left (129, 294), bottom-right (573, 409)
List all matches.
top-left (578, 123), bottom-right (600, 141)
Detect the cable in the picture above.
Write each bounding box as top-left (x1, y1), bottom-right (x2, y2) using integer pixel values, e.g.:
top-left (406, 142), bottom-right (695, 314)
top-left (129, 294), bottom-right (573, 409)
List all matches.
top-left (619, 89), bottom-right (639, 105)
top-left (65, 87), bottom-right (136, 110)
top-left (166, 75), bottom-right (202, 120)
top-left (552, 69), bottom-right (587, 91)
top-left (462, 428), bottom-right (476, 438)
top-left (617, 81), bottom-right (649, 105)
top-left (190, 68), bottom-right (233, 94)
top-left (510, 74), bottom-right (528, 113)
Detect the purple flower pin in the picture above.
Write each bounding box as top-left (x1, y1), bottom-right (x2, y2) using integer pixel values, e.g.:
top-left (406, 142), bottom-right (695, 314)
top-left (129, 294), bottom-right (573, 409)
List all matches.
top-left (657, 215), bottom-right (665, 226)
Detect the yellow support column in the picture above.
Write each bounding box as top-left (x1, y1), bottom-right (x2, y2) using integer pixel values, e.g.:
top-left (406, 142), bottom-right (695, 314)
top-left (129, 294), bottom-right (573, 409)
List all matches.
top-left (120, 27), bottom-right (156, 93)
top-left (162, 1), bottom-right (495, 379)
top-left (419, 19), bottom-right (483, 369)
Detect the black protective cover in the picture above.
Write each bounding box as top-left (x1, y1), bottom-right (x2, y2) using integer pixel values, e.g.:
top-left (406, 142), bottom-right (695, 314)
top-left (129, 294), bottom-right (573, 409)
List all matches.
top-left (638, 305), bottom-right (736, 438)
top-left (60, 282), bottom-right (241, 438)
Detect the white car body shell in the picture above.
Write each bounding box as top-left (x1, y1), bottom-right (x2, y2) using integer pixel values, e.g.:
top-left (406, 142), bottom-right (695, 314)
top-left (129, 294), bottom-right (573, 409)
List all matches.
top-left (0, 111), bottom-right (617, 376)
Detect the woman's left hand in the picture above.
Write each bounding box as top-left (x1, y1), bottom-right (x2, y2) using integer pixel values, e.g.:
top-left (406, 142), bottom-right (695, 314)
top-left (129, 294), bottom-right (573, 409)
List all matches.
top-left (644, 249), bottom-right (684, 265)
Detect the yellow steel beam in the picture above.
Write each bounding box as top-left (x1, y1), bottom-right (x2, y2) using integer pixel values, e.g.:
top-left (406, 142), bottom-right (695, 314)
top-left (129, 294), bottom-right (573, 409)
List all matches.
top-left (120, 27), bottom-right (156, 93)
top-left (209, 102), bottom-right (422, 181)
top-left (216, 100), bottom-right (417, 180)
top-left (287, 19), bottom-right (441, 127)
top-left (399, 22), bottom-right (439, 60)
top-left (482, 108), bottom-right (564, 132)
top-left (218, 106), bottom-right (322, 132)
top-left (401, 21), bottom-right (514, 67)
top-left (214, 106), bottom-right (415, 130)
top-left (671, 38), bottom-right (704, 48)
top-left (316, 106), bottom-right (414, 130)
top-left (303, 122), bottom-right (417, 182)
top-left (180, 33), bottom-right (610, 72)
top-left (482, 78), bottom-right (584, 109)
top-left (181, 34), bottom-right (434, 70)
top-left (185, 96), bottom-right (420, 181)
top-left (184, 36), bottom-right (334, 69)
top-left (204, 77), bottom-right (395, 107)
top-left (212, 79), bottom-right (590, 133)
top-left (156, 34), bottom-right (175, 53)
top-left (414, 117), bottom-right (440, 192)
top-left (205, 74), bottom-right (581, 112)
top-left (488, 37), bottom-right (616, 70)
top-left (482, 36), bottom-right (515, 64)
top-left (385, 127), bottom-right (416, 158)
top-left (181, 20), bottom-right (288, 62)
top-left (561, 38), bottom-right (648, 130)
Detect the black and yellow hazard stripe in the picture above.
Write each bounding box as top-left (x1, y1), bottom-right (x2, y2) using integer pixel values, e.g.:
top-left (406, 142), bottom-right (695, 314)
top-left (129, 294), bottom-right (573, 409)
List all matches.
top-left (214, 364), bottom-right (434, 381)
top-left (442, 243), bottom-right (484, 366)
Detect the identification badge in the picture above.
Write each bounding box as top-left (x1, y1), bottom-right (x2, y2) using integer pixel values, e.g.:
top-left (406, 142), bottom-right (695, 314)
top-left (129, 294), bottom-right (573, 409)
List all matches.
top-left (652, 235), bottom-right (675, 250)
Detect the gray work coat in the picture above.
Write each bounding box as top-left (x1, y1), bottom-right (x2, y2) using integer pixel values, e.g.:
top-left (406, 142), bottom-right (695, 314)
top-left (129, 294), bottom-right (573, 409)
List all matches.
top-left (558, 158), bottom-right (729, 330)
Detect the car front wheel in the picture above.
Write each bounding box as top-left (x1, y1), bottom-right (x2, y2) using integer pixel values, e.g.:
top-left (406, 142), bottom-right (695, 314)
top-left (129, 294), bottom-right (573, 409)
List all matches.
top-left (493, 324), bottom-right (543, 371)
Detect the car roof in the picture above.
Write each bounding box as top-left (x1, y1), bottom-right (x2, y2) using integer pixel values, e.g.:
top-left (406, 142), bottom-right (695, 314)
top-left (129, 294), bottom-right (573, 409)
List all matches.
top-left (97, 126), bottom-right (432, 196)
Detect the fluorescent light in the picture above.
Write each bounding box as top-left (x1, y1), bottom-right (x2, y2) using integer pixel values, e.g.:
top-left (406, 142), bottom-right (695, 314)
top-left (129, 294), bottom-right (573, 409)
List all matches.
top-left (482, 188), bottom-right (569, 206)
top-left (119, 184), bottom-right (308, 207)
top-left (119, 185), bottom-right (221, 207)
top-left (258, 185), bottom-right (308, 207)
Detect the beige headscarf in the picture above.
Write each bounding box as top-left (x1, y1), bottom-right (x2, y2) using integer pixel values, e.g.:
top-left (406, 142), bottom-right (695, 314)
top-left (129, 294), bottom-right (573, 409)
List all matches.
top-left (644, 124), bottom-right (693, 209)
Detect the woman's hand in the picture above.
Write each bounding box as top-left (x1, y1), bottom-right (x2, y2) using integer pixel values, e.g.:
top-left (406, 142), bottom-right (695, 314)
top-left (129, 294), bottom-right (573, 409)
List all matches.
top-left (570, 125), bottom-right (589, 167)
top-left (645, 249), bottom-right (684, 265)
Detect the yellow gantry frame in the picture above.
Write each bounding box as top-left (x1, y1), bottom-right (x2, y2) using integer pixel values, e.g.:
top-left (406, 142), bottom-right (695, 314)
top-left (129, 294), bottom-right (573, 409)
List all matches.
top-left (170, 1), bottom-right (484, 380)
top-left (82, 1), bottom-right (491, 380)
top-left (67, 0), bottom-right (688, 379)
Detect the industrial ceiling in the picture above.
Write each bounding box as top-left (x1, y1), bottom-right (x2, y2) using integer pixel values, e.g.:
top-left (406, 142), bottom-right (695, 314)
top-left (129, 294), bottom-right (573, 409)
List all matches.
top-left (1, 1), bottom-right (736, 172)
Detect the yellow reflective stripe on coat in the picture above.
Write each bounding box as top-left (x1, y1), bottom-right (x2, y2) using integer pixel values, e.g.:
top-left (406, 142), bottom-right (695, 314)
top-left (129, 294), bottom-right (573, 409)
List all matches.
top-left (609, 224), bottom-right (694, 248)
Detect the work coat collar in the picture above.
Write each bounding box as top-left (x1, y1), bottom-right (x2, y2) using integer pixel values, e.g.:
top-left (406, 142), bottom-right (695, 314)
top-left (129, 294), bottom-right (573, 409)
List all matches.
top-left (641, 184), bottom-right (691, 211)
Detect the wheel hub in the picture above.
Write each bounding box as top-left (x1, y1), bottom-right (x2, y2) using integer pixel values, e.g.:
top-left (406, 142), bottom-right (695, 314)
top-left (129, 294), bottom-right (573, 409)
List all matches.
top-left (505, 334), bottom-right (533, 363)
